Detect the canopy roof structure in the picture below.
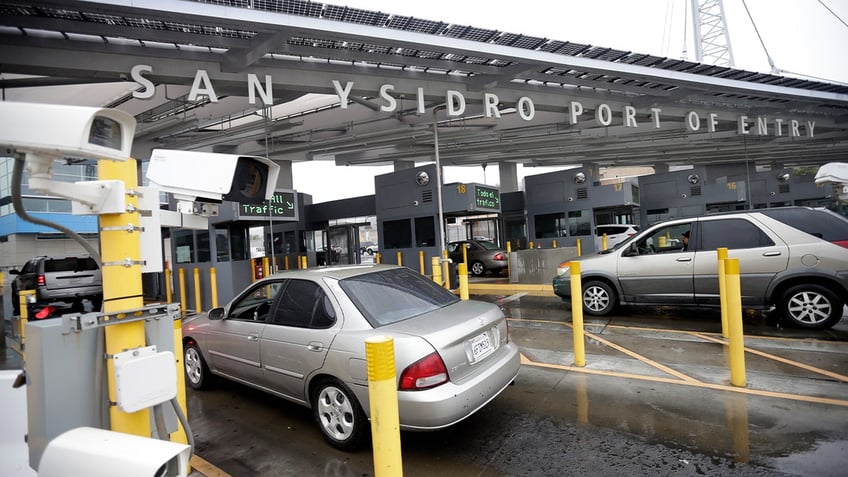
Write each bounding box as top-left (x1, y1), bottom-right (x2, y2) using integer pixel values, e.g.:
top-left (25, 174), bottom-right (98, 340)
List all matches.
top-left (1, 0), bottom-right (847, 172)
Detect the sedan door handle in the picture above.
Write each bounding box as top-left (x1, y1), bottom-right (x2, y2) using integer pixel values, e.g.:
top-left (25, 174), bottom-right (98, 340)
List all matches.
top-left (676, 257), bottom-right (692, 262)
top-left (762, 251), bottom-right (782, 257)
top-left (247, 333), bottom-right (260, 342)
top-left (307, 342), bottom-right (324, 352)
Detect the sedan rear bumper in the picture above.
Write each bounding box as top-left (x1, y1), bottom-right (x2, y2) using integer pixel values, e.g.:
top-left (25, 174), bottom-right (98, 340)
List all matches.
top-left (396, 341), bottom-right (520, 430)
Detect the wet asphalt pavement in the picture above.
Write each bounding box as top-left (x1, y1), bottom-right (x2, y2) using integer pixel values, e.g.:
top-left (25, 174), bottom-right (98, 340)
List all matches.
top-left (3, 292), bottom-right (847, 476)
top-left (182, 294), bottom-right (848, 477)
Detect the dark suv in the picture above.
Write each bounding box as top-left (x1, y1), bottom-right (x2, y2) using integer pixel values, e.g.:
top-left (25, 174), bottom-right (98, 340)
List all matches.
top-left (10, 255), bottom-right (103, 315)
top-left (553, 207), bottom-right (848, 330)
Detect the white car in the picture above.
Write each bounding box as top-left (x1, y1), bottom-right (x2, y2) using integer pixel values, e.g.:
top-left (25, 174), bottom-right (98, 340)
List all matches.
top-left (594, 224), bottom-right (639, 251)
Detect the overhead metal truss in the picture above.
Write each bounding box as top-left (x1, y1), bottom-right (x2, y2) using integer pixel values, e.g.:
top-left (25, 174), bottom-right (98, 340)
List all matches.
top-left (0, 0), bottom-right (846, 170)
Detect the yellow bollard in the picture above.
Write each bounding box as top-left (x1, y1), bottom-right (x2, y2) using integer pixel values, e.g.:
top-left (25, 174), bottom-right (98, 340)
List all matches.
top-left (431, 257), bottom-right (442, 285)
top-left (165, 268), bottom-right (173, 304)
top-left (459, 263), bottom-right (469, 300)
top-left (284, 255), bottom-right (290, 270)
top-left (376, 252), bottom-right (381, 264)
top-left (462, 242), bottom-right (468, 267)
top-left (602, 234), bottom-right (608, 251)
top-left (193, 267), bottom-right (202, 313)
top-left (396, 251), bottom-right (403, 267)
top-left (16, 290), bottom-right (35, 358)
top-left (210, 267), bottom-right (219, 309)
top-left (529, 241), bottom-right (534, 249)
top-left (171, 312), bottom-right (189, 446)
top-left (262, 256), bottom-right (270, 277)
top-left (365, 336), bottom-right (403, 476)
top-left (576, 239), bottom-right (582, 257)
top-left (552, 239), bottom-right (557, 249)
top-left (570, 262), bottom-right (586, 367)
top-left (179, 268), bottom-right (187, 315)
top-left (724, 258), bottom-right (747, 387)
top-left (717, 247), bottom-right (729, 339)
top-left (301, 255), bottom-right (308, 269)
top-left (419, 250), bottom-right (425, 275)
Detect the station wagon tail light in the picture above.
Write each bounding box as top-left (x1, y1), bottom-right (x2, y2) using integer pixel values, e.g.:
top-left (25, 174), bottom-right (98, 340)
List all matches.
top-left (399, 352), bottom-right (448, 391)
top-left (556, 261), bottom-right (571, 276)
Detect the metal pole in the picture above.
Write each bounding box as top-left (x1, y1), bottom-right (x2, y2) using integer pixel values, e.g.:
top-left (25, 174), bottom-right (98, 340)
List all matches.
top-left (433, 106), bottom-right (447, 260)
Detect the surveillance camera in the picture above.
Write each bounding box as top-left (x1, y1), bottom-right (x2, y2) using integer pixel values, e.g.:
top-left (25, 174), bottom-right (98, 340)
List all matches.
top-left (38, 427), bottom-right (190, 477)
top-left (0, 101), bottom-right (135, 162)
top-left (146, 149), bottom-right (280, 204)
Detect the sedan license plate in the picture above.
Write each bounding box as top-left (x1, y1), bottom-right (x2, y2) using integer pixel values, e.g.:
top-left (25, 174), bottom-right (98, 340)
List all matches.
top-left (470, 331), bottom-right (493, 362)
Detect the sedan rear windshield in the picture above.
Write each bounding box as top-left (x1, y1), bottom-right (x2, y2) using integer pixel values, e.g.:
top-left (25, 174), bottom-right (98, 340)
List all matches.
top-left (339, 268), bottom-right (460, 327)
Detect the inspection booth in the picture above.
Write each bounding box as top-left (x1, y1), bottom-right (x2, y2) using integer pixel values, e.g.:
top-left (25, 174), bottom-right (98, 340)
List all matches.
top-left (300, 194), bottom-right (376, 266)
top-left (637, 164), bottom-right (828, 226)
top-left (167, 190), bottom-right (307, 312)
top-left (375, 164), bottom-right (501, 273)
top-left (524, 167), bottom-right (640, 253)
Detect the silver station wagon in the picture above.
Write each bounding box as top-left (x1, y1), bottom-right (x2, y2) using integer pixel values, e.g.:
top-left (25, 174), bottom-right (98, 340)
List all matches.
top-left (182, 264), bottom-right (520, 450)
top-left (553, 207), bottom-right (848, 330)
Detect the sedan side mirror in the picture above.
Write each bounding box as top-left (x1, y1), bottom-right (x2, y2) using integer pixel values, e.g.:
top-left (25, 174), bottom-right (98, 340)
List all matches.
top-left (208, 307), bottom-right (225, 320)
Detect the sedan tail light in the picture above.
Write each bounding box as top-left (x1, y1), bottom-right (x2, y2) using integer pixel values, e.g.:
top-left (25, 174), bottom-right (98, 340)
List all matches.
top-left (834, 239), bottom-right (848, 249)
top-left (399, 352), bottom-right (448, 391)
top-left (493, 252), bottom-right (505, 261)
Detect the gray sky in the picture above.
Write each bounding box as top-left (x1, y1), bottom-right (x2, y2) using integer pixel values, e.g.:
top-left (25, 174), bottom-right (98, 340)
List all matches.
top-left (294, 0), bottom-right (848, 201)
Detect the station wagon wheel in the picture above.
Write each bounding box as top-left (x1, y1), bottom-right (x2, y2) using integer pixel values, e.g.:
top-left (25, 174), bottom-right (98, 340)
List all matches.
top-left (582, 280), bottom-right (617, 316)
top-left (312, 379), bottom-right (367, 451)
top-left (779, 284), bottom-right (844, 330)
top-left (471, 261), bottom-right (486, 276)
top-left (184, 341), bottom-right (212, 390)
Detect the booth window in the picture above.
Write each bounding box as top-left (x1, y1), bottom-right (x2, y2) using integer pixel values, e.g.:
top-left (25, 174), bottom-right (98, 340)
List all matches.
top-left (173, 229), bottom-right (211, 263)
top-left (567, 210), bottom-right (592, 236)
top-left (534, 212), bottom-right (567, 238)
top-left (414, 216), bottom-right (435, 247)
top-left (196, 230), bottom-right (211, 262)
top-left (383, 218), bottom-right (412, 249)
top-left (215, 227), bottom-right (230, 262)
top-left (230, 225), bottom-right (248, 261)
top-left (173, 230), bottom-right (195, 264)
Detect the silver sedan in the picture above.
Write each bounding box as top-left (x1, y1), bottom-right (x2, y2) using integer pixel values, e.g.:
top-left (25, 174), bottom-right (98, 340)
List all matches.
top-left (182, 264), bottom-right (520, 450)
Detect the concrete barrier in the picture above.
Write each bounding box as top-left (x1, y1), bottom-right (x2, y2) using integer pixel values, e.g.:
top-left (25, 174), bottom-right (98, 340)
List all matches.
top-left (508, 247), bottom-right (579, 284)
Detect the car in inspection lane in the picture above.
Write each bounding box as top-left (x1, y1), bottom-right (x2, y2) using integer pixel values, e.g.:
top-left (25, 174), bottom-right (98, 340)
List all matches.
top-left (553, 207), bottom-right (848, 329)
top-left (181, 264), bottom-right (520, 450)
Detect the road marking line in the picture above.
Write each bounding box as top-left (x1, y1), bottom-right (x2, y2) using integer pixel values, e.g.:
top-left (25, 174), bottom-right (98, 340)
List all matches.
top-left (690, 332), bottom-right (848, 383)
top-left (519, 353), bottom-right (848, 407)
top-left (566, 324), bottom-right (702, 384)
top-left (496, 292), bottom-right (528, 305)
top-left (190, 455), bottom-right (232, 477)
top-left (511, 318), bottom-right (702, 383)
